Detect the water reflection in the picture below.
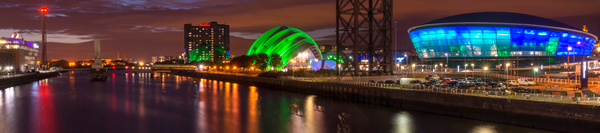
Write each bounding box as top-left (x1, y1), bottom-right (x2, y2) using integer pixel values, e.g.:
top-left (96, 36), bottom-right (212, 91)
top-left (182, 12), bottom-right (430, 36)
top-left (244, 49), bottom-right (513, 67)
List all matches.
top-left (0, 70), bottom-right (554, 133)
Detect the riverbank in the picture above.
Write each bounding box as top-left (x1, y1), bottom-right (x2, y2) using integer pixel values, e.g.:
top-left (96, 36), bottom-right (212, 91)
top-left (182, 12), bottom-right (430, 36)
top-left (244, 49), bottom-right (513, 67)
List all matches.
top-left (0, 71), bottom-right (62, 89)
top-left (176, 71), bottom-right (600, 132)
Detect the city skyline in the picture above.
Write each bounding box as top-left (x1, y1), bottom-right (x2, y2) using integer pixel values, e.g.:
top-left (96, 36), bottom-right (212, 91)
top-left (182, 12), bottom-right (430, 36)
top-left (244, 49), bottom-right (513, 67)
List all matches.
top-left (0, 0), bottom-right (598, 62)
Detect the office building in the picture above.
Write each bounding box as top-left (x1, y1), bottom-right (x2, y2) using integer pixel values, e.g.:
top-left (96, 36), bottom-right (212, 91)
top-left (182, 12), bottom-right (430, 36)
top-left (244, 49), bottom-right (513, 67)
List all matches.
top-left (184, 22), bottom-right (230, 62)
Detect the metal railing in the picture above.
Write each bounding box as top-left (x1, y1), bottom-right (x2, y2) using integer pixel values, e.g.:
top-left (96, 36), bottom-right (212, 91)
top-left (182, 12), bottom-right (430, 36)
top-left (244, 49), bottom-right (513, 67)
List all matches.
top-left (326, 79), bottom-right (600, 106)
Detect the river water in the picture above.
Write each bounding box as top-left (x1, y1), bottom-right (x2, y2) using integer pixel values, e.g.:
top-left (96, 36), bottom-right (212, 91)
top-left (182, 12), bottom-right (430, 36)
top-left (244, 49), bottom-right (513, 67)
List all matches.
top-left (0, 70), bottom-right (553, 133)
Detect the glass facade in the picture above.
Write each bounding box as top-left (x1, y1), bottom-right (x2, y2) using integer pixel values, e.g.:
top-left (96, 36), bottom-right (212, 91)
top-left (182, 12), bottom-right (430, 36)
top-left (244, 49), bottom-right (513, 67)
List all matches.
top-left (409, 26), bottom-right (597, 58)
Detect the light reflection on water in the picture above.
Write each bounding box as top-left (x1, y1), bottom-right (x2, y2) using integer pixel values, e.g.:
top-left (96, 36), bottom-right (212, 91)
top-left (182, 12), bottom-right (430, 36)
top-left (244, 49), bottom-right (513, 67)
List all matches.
top-left (0, 70), bottom-right (554, 133)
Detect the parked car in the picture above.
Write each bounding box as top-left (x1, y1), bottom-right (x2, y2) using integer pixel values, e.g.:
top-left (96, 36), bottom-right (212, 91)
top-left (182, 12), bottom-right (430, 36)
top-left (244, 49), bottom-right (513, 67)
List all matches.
top-left (384, 80), bottom-right (395, 84)
top-left (446, 81), bottom-right (459, 86)
top-left (569, 75), bottom-right (579, 79)
top-left (517, 79), bottom-right (534, 86)
top-left (525, 79), bottom-right (536, 86)
top-left (456, 82), bottom-right (474, 88)
top-left (410, 80), bottom-right (422, 84)
top-left (420, 82), bottom-right (435, 87)
top-left (369, 80), bottom-right (376, 83)
top-left (510, 87), bottom-right (531, 93)
top-left (482, 78), bottom-right (492, 82)
top-left (442, 78), bottom-right (452, 83)
top-left (506, 80), bottom-right (519, 86)
top-left (487, 80), bottom-right (501, 87)
top-left (425, 74), bottom-right (440, 80)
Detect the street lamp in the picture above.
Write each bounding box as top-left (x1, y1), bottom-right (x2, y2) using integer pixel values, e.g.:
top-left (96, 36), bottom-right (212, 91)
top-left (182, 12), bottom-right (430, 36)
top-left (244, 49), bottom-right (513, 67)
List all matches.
top-left (471, 63), bottom-right (474, 77)
top-left (338, 64), bottom-right (342, 76)
top-left (506, 63), bottom-right (510, 79)
top-left (484, 67), bottom-right (488, 80)
top-left (445, 53), bottom-right (448, 64)
top-left (412, 64), bottom-right (415, 77)
top-left (534, 67), bottom-right (539, 78)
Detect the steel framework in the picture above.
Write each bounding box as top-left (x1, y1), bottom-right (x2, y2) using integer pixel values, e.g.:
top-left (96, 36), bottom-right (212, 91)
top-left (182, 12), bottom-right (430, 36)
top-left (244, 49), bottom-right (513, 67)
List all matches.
top-left (336, 0), bottom-right (393, 76)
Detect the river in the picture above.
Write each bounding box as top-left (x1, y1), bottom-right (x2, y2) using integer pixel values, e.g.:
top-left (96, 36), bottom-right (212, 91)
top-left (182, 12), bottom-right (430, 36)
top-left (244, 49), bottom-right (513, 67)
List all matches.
top-left (0, 70), bottom-right (553, 133)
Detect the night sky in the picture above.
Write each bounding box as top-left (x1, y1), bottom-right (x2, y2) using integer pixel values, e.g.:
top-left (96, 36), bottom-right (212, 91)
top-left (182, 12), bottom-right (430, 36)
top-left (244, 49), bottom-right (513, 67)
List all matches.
top-left (1, 0), bottom-right (599, 62)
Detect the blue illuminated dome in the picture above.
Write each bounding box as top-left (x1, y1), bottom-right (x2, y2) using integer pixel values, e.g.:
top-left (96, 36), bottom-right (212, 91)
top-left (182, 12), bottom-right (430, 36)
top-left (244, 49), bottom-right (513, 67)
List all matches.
top-left (408, 12), bottom-right (598, 58)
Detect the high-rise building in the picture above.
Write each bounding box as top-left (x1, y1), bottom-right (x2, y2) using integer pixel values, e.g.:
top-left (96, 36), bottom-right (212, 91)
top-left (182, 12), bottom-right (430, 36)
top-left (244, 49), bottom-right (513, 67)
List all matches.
top-left (184, 22), bottom-right (230, 62)
top-left (152, 56), bottom-right (158, 63)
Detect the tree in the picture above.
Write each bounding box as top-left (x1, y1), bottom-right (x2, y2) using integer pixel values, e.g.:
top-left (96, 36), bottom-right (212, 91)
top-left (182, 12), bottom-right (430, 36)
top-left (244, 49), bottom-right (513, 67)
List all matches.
top-left (231, 55), bottom-right (252, 69)
top-left (255, 53), bottom-right (269, 70)
top-left (269, 54), bottom-right (282, 69)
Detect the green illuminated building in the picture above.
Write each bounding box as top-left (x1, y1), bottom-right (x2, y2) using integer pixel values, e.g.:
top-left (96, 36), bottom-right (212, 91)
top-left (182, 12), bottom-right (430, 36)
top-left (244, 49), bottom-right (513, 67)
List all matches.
top-left (247, 26), bottom-right (323, 69)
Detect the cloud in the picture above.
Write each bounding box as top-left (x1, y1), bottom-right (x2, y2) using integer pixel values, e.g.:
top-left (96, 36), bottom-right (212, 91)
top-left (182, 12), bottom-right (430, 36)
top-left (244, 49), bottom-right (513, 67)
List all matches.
top-left (0, 29), bottom-right (96, 44)
top-left (304, 28), bottom-right (335, 41)
top-left (130, 25), bottom-right (181, 33)
top-left (230, 28), bottom-right (336, 41)
top-left (230, 32), bottom-right (263, 40)
top-left (45, 13), bottom-right (69, 17)
top-left (0, 4), bottom-right (21, 8)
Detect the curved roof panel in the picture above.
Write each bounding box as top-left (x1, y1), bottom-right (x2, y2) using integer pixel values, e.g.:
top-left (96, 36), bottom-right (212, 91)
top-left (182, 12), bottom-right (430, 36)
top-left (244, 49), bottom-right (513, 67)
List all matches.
top-left (423, 12), bottom-right (578, 30)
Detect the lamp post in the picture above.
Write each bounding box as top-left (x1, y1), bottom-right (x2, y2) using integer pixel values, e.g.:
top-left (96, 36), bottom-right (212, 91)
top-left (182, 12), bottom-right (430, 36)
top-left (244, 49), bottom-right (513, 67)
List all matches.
top-left (440, 63), bottom-right (445, 75)
top-left (534, 67), bottom-right (539, 78)
top-left (471, 63), bottom-right (474, 77)
top-left (445, 53), bottom-right (448, 65)
top-left (338, 64), bottom-right (341, 76)
top-left (568, 46), bottom-right (572, 83)
top-left (484, 67), bottom-right (488, 80)
top-left (506, 63), bottom-right (510, 80)
top-left (412, 64), bottom-right (415, 77)
top-left (464, 63), bottom-right (468, 79)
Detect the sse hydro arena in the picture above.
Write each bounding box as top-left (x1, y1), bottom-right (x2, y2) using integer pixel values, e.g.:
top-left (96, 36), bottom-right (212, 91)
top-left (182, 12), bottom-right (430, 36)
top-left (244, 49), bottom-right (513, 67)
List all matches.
top-left (408, 12), bottom-right (598, 68)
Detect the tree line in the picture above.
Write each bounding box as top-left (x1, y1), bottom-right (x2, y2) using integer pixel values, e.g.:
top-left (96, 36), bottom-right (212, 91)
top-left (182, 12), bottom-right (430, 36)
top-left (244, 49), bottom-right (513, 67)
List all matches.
top-left (230, 53), bottom-right (282, 70)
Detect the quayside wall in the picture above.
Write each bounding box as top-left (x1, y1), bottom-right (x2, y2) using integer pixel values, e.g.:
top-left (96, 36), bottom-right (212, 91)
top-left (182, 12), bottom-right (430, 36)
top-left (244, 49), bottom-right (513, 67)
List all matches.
top-left (0, 72), bottom-right (61, 89)
top-left (176, 72), bottom-right (600, 132)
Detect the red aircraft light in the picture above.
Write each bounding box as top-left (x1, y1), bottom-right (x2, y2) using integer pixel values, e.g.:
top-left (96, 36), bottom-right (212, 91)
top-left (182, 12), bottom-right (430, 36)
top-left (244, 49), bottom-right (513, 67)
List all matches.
top-left (40, 6), bottom-right (48, 14)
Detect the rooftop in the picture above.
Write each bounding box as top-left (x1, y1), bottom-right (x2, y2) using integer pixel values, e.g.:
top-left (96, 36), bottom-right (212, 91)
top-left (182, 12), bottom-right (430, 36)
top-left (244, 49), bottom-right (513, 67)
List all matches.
top-left (423, 12), bottom-right (579, 30)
